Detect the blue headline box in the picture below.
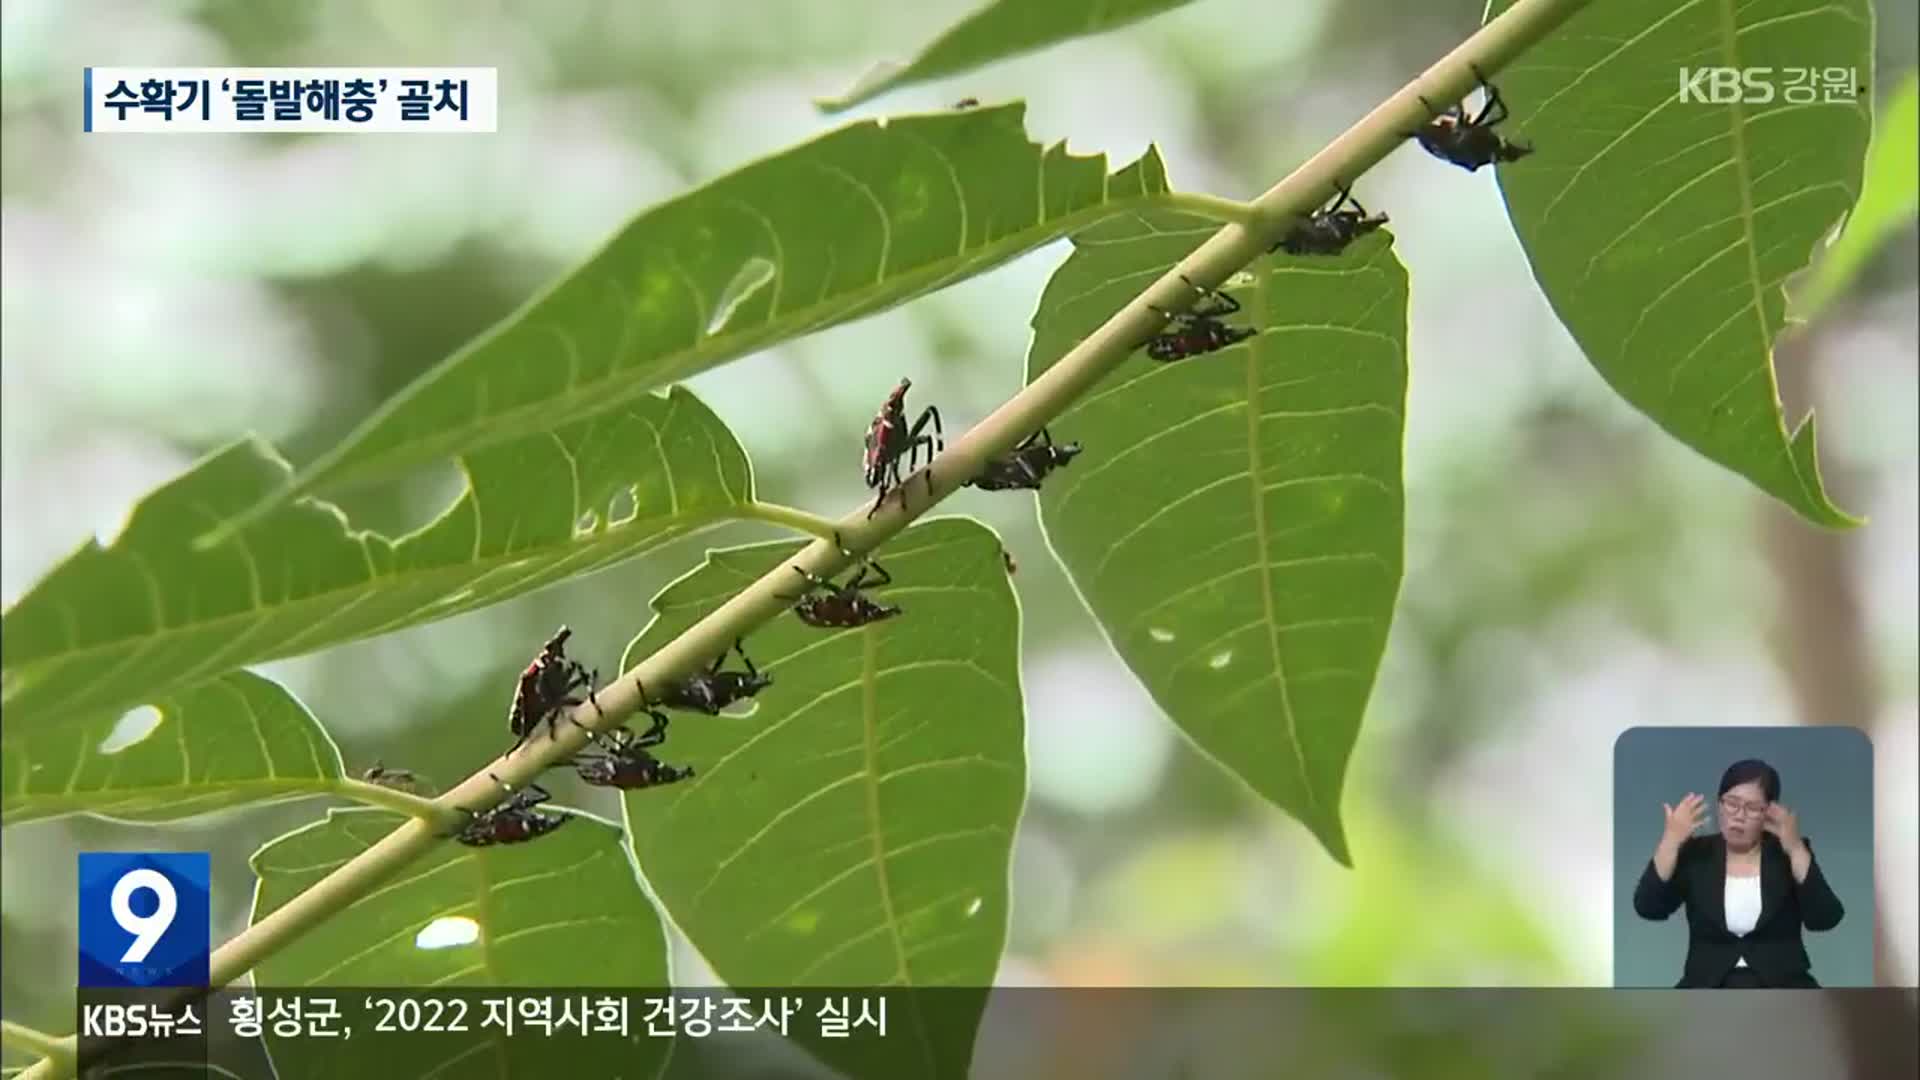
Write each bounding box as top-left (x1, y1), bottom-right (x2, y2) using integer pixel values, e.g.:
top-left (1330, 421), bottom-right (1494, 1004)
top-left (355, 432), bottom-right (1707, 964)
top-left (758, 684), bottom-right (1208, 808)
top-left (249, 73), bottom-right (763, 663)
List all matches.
top-left (77, 852), bottom-right (211, 989)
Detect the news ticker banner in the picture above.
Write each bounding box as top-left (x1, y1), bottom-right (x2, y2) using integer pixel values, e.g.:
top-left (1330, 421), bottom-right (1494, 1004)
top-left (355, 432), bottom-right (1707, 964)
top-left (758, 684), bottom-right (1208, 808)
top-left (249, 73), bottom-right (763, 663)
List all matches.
top-left (69, 986), bottom-right (1920, 1080)
top-left (81, 67), bottom-right (498, 132)
top-left (74, 987), bottom-right (910, 1079)
top-left (63, 855), bottom-right (1920, 1078)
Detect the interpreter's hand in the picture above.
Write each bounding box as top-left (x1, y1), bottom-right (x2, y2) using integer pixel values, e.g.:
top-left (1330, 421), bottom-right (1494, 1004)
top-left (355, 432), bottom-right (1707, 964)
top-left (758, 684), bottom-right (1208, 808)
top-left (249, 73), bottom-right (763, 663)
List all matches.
top-left (1764, 802), bottom-right (1804, 855)
top-left (1662, 793), bottom-right (1705, 847)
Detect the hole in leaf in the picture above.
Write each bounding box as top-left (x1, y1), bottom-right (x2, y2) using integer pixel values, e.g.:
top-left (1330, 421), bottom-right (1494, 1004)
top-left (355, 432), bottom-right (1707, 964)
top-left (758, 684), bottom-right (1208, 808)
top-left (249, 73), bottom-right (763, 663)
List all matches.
top-left (721, 700), bottom-right (761, 719)
top-left (606, 485), bottom-right (637, 526)
top-left (965, 897), bottom-right (983, 918)
top-left (1148, 627), bottom-right (1176, 644)
top-left (576, 509), bottom-right (599, 535)
top-left (707, 257), bottom-right (777, 335)
top-left (98, 706), bottom-right (163, 754)
top-left (415, 916), bottom-right (481, 950)
top-left (1208, 649), bottom-right (1234, 670)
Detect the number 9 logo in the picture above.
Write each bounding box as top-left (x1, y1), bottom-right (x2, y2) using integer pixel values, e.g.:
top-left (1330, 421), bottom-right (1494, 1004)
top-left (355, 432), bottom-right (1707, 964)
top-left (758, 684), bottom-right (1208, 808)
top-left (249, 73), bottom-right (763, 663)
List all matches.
top-left (110, 868), bottom-right (178, 963)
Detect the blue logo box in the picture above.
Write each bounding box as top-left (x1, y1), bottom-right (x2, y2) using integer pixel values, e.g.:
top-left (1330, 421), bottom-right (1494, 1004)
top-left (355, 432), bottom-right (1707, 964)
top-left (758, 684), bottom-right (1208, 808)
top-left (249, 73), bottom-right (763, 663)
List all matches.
top-left (77, 852), bottom-right (211, 988)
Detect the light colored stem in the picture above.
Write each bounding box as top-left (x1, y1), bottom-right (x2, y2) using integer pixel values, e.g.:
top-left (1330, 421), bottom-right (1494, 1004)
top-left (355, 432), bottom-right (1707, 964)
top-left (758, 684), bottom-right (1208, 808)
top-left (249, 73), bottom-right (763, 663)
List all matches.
top-left (2, 1022), bottom-right (70, 1064)
top-left (333, 778), bottom-right (459, 823)
top-left (1164, 192), bottom-right (1266, 227)
top-left (727, 501), bottom-right (845, 540)
top-left (13, 4), bottom-right (1592, 1077)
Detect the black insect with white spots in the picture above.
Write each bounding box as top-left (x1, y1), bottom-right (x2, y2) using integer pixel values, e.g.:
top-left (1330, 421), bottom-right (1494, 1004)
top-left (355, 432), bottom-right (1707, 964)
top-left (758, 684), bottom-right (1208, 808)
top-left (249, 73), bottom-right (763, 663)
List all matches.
top-left (781, 548), bottom-right (902, 629)
top-left (572, 726), bottom-right (695, 791)
top-left (1140, 276), bottom-right (1256, 363)
top-left (637, 637), bottom-right (771, 717)
top-left (448, 782), bottom-right (572, 847)
top-left (968, 428), bottom-right (1083, 492)
top-left (1271, 184), bottom-right (1388, 256)
top-left (1410, 64), bottom-right (1533, 172)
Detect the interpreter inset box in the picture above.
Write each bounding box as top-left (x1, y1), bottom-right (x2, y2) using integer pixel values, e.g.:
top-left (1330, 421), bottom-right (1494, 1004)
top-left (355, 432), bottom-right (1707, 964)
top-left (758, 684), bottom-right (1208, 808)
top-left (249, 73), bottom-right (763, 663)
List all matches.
top-left (1612, 726), bottom-right (1873, 988)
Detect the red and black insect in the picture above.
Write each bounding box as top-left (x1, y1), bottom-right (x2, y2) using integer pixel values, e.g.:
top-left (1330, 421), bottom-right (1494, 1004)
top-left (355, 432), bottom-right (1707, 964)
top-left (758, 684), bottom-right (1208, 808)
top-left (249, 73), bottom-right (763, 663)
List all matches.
top-left (863, 378), bottom-right (944, 519)
top-left (953, 97), bottom-right (980, 109)
top-left (637, 637), bottom-right (772, 717)
top-left (1271, 184), bottom-right (1389, 256)
top-left (1141, 276), bottom-right (1256, 362)
top-left (968, 428), bottom-right (1083, 491)
top-left (448, 782), bottom-right (572, 847)
top-left (507, 626), bottom-right (600, 756)
top-left (781, 555), bottom-right (902, 629)
top-left (1410, 65), bottom-right (1533, 172)
top-left (571, 726), bottom-right (695, 791)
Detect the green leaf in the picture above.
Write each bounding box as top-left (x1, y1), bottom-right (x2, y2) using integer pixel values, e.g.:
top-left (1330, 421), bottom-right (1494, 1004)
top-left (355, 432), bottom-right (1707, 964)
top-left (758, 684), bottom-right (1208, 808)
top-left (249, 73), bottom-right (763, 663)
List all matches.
top-left (1029, 212), bottom-right (1410, 864)
top-left (816, 0), bottom-right (1196, 113)
top-left (1, 386), bottom-right (751, 736)
top-left (214, 105), bottom-right (1175, 533)
top-left (249, 807), bottom-right (672, 1079)
top-left (251, 808), bottom-right (671, 986)
top-left (1796, 69), bottom-right (1920, 320)
top-left (621, 518), bottom-right (1021, 1080)
top-left (1490, 0), bottom-right (1872, 526)
top-left (1, 670), bottom-right (341, 826)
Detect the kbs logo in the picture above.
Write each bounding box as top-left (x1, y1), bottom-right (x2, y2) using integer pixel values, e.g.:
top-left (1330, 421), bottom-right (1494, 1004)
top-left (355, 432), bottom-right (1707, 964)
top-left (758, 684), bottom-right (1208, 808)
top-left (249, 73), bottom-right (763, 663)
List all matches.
top-left (77, 853), bottom-right (211, 988)
top-left (1678, 67), bottom-right (1774, 104)
top-left (1678, 67), bottom-right (1863, 105)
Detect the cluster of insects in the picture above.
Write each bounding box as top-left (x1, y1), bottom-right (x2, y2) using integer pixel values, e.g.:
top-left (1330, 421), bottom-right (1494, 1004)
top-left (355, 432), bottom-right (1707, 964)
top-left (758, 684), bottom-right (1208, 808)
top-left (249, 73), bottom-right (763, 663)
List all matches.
top-left (1130, 65), bottom-right (1532, 366)
top-left (414, 67), bottom-right (1535, 851)
top-left (395, 626), bottom-right (782, 848)
top-left (856, 376), bottom-right (1082, 507)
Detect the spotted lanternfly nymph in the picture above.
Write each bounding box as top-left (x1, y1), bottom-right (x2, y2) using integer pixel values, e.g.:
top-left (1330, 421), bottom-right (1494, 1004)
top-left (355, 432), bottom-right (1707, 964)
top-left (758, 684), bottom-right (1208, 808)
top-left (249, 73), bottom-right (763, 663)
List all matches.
top-left (637, 637), bottom-right (772, 717)
top-left (572, 726), bottom-right (695, 791)
top-left (781, 553), bottom-right (903, 629)
top-left (1271, 184), bottom-right (1389, 256)
top-left (1410, 64), bottom-right (1533, 172)
top-left (968, 428), bottom-right (1083, 492)
top-left (362, 761), bottom-right (421, 791)
top-left (506, 626), bottom-right (600, 756)
top-left (1140, 276), bottom-right (1257, 363)
top-left (863, 378), bottom-right (945, 519)
top-left (448, 782), bottom-right (573, 847)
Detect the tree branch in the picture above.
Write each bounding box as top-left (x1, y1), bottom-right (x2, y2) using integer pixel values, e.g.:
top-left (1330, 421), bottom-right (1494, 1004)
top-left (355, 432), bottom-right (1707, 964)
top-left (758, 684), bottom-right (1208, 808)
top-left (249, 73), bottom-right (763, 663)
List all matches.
top-left (15, 2), bottom-right (1593, 1075)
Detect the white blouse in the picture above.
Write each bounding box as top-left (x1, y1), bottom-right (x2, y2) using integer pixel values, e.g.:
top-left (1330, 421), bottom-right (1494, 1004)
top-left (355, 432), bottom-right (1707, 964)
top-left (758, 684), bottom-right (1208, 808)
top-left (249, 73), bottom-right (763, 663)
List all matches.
top-left (1725, 873), bottom-right (1762, 967)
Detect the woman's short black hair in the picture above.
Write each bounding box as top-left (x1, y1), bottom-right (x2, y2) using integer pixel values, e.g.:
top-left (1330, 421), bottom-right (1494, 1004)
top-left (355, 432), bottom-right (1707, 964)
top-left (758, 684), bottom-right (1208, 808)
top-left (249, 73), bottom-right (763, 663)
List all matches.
top-left (1718, 758), bottom-right (1781, 802)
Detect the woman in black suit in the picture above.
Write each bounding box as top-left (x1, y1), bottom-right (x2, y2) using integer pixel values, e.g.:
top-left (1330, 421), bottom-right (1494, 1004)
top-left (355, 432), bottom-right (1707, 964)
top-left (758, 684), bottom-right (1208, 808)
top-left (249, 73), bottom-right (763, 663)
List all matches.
top-left (1633, 759), bottom-right (1845, 987)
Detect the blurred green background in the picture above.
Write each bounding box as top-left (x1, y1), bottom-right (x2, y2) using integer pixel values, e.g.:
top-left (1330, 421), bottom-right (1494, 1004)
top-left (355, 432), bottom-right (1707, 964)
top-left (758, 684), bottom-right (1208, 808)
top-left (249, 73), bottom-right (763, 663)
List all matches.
top-left (2, 0), bottom-right (1915, 1070)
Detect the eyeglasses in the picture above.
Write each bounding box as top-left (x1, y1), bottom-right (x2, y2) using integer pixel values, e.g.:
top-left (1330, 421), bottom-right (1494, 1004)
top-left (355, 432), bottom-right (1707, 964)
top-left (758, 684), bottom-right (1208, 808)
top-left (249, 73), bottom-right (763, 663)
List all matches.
top-left (1718, 797), bottom-right (1768, 820)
